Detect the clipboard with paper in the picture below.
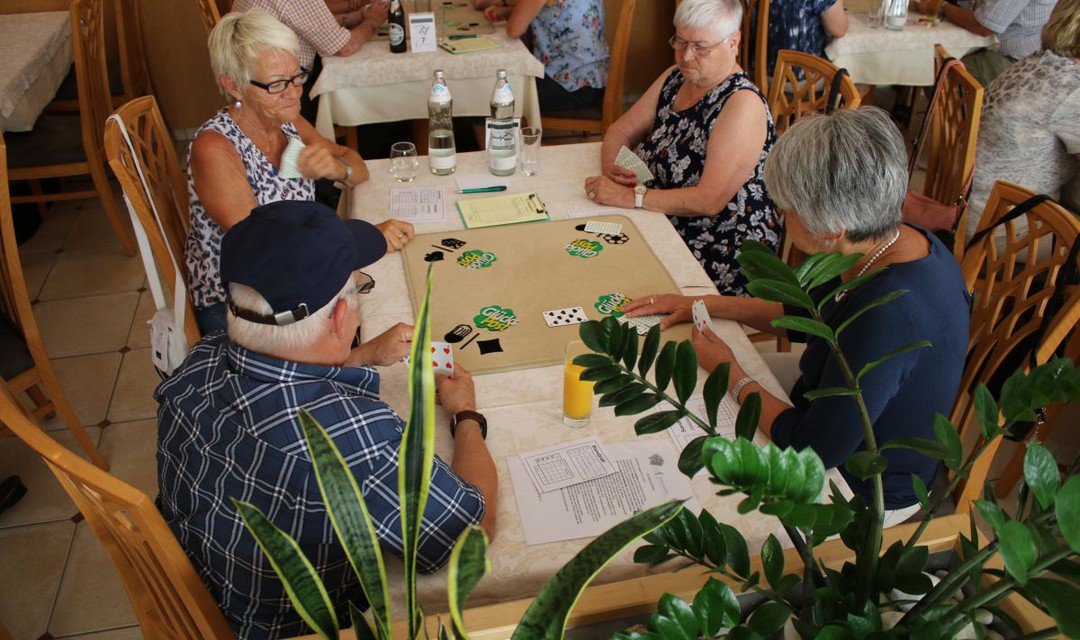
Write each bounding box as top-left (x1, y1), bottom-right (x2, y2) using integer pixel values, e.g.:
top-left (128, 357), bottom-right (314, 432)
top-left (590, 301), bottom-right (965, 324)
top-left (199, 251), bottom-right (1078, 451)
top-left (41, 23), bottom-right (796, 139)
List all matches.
top-left (456, 192), bottom-right (550, 229)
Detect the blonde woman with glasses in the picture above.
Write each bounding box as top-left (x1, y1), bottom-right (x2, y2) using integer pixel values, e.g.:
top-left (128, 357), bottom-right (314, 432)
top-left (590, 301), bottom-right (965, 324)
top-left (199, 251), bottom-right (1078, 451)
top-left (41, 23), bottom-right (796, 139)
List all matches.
top-left (583, 0), bottom-right (779, 296)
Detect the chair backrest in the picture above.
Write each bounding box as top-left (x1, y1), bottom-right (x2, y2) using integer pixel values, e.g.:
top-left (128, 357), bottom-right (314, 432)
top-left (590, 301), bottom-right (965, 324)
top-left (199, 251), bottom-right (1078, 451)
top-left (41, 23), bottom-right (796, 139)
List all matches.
top-left (600, 0), bottom-right (637, 131)
top-left (114, 0), bottom-right (153, 103)
top-left (104, 96), bottom-right (201, 349)
top-left (738, 0), bottom-right (769, 92)
top-left (194, 0), bottom-right (223, 37)
top-left (767, 49), bottom-right (861, 136)
top-left (0, 384), bottom-right (235, 640)
top-left (72, 0), bottom-right (114, 175)
top-left (950, 181), bottom-right (1080, 513)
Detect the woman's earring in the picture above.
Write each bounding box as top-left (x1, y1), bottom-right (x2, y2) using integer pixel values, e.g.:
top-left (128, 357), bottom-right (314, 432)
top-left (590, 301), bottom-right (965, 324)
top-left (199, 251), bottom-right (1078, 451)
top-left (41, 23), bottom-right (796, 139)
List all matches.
top-left (823, 238), bottom-right (835, 248)
top-left (233, 99), bottom-right (242, 109)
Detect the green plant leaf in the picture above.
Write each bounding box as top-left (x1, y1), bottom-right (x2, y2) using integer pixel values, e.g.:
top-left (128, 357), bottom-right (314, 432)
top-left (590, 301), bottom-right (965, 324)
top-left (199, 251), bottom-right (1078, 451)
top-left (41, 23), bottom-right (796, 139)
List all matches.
top-left (912, 473), bottom-right (931, 510)
top-left (834, 289), bottom-right (907, 336)
top-left (932, 414), bottom-right (964, 470)
top-left (814, 625), bottom-right (855, 640)
top-left (579, 364), bottom-right (623, 383)
top-left (856, 340), bottom-right (931, 383)
top-left (654, 342), bottom-right (678, 393)
top-left (735, 392), bottom-right (761, 442)
top-left (511, 501), bottom-right (684, 640)
top-left (895, 545), bottom-right (929, 577)
top-left (1020, 578), bottom-right (1080, 638)
top-left (702, 363), bottom-right (730, 432)
top-left (745, 279), bottom-right (816, 311)
top-left (802, 387), bottom-right (860, 401)
top-left (1057, 476), bottom-right (1080, 553)
top-left (634, 410), bottom-right (685, 436)
top-left (658, 593), bottom-right (699, 639)
top-left (760, 534), bottom-right (784, 588)
top-left (693, 578), bottom-right (741, 634)
top-left (844, 451), bottom-right (888, 480)
top-left (717, 521), bottom-right (751, 578)
top-left (678, 436), bottom-right (707, 478)
top-left (578, 320), bottom-right (604, 353)
top-left (972, 384), bottom-right (1000, 441)
top-left (974, 500), bottom-right (1006, 534)
top-left (880, 436), bottom-right (953, 461)
top-left (572, 353), bottom-right (612, 369)
top-left (1024, 443), bottom-right (1060, 510)
top-left (673, 341), bottom-right (698, 405)
top-left (600, 384), bottom-right (646, 408)
top-left (821, 269), bottom-right (888, 304)
top-left (770, 316), bottom-right (836, 344)
top-left (232, 500), bottom-right (340, 639)
top-left (349, 602), bottom-right (377, 640)
top-left (448, 527), bottom-right (489, 639)
top-left (621, 327), bottom-right (639, 371)
top-left (633, 544), bottom-right (671, 567)
top-left (747, 602), bottom-right (790, 637)
top-left (698, 510), bottom-right (727, 567)
top-left (605, 316), bottom-right (628, 360)
top-left (998, 521), bottom-right (1037, 585)
top-left (615, 393), bottom-right (663, 416)
top-left (594, 377), bottom-right (628, 396)
top-left (297, 409), bottom-right (390, 637)
top-left (739, 243), bottom-right (800, 286)
top-left (639, 324), bottom-right (661, 376)
top-left (803, 252), bottom-right (861, 290)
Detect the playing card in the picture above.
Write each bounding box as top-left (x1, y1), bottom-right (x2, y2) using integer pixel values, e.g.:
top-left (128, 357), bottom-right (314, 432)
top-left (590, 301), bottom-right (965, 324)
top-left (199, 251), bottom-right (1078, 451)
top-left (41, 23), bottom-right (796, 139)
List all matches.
top-left (616, 313), bottom-right (666, 335)
top-left (614, 145), bottom-right (655, 184)
top-left (691, 300), bottom-right (716, 335)
top-left (584, 220), bottom-right (623, 235)
top-left (280, 137), bottom-right (305, 179)
top-left (543, 306), bottom-right (588, 327)
top-left (430, 340), bottom-right (455, 376)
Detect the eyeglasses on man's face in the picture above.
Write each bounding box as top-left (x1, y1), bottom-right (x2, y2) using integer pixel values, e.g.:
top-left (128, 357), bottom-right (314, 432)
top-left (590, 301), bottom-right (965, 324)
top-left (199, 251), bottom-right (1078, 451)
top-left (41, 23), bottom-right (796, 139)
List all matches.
top-left (249, 67), bottom-right (310, 95)
top-left (347, 271), bottom-right (376, 296)
top-left (668, 35), bottom-right (729, 57)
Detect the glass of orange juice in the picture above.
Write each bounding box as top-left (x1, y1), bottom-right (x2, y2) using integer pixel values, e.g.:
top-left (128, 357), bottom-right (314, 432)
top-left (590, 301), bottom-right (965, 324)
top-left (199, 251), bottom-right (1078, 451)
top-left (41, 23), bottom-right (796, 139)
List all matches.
top-left (563, 341), bottom-right (595, 428)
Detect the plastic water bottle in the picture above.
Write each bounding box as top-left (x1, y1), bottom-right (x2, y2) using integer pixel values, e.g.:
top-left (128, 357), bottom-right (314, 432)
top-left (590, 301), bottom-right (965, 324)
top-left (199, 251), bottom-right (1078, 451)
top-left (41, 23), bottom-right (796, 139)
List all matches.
top-left (488, 69), bottom-right (517, 176)
top-left (428, 70), bottom-right (456, 175)
top-left (883, 0), bottom-right (907, 30)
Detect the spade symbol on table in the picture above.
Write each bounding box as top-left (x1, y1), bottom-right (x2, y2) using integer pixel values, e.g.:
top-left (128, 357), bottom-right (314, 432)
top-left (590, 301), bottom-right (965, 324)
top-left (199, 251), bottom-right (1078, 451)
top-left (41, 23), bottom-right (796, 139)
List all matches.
top-left (424, 251), bottom-right (445, 262)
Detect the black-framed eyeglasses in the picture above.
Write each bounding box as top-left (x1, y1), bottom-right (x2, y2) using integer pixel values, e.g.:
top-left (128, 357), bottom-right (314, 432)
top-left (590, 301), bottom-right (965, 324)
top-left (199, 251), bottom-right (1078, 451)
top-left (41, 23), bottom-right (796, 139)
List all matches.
top-left (668, 35), bottom-right (728, 57)
top-left (249, 67), bottom-right (310, 94)
top-left (348, 271), bottom-right (376, 295)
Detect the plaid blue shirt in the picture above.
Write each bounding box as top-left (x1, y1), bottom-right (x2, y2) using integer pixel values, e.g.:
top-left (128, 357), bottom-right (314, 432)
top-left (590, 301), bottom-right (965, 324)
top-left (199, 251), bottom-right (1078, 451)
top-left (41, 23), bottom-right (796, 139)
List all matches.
top-left (974, 0), bottom-right (1056, 59)
top-left (155, 334), bottom-right (485, 640)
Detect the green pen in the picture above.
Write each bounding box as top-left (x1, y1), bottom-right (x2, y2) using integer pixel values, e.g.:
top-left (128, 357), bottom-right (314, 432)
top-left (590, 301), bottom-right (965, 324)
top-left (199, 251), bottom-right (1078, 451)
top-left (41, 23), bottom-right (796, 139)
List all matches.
top-left (448, 34), bottom-right (479, 39)
top-left (455, 186), bottom-right (507, 194)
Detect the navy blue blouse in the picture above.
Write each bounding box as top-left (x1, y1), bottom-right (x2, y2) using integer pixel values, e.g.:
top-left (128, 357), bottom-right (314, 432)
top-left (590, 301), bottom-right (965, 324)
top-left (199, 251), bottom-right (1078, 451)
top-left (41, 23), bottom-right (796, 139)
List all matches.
top-left (765, 0), bottom-right (839, 75)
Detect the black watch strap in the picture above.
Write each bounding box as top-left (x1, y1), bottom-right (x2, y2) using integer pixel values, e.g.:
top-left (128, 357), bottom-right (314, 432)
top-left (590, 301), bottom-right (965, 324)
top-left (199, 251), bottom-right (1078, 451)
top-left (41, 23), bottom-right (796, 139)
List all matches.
top-left (450, 410), bottom-right (487, 440)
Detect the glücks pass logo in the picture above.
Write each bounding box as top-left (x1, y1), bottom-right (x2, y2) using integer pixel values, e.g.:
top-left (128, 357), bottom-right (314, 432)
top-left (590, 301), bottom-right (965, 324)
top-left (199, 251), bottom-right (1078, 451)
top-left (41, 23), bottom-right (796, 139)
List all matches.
top-left (594, 292), bottom-right (631, 317)
top-left (565, 238), bottom-right (603, 258)
top-left (457, 250), bottom-right (497, 269)
top-left (474, 305), bottom-right (518, 332)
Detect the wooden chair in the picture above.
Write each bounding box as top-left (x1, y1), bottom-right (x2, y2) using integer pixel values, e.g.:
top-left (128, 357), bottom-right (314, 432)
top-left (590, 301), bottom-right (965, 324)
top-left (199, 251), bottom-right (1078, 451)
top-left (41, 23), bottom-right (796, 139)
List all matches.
top-left (104, 96), bottom-right (201, 350)
top-left (540, 0), bottom-right (636, 135)
top-left (918, 45), bottom-right (983, 259)
top-left (194, 0), bottom-right (224, 37)
top-left (0, 385), bottom-right (236, 640)
top-left (6, 0), bottom-right (136, 257)
top-left (115, 0), bottom-right (153, 105)
top-left (738, 0), bottom-right (770, 93)
top-left (0, 136), bottom-right (108, 470)
top-left (768, 49), bottom-right (861, 136)
top-left (949, 181), bottom-right (1080, 514)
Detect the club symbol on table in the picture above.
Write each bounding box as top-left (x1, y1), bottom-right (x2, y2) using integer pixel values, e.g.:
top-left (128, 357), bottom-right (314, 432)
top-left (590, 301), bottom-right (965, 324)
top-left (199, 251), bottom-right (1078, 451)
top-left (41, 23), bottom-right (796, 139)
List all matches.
top-left (444, 324), bottom-right (472, 343)
top-left (424, 251), bottom-right (445, 262)
top-left (441, 238), bottom-right (467, 250)
top-left (477, 338), bottom-right (503, 355)
top-left (603, 233), bottom-right (629, 245)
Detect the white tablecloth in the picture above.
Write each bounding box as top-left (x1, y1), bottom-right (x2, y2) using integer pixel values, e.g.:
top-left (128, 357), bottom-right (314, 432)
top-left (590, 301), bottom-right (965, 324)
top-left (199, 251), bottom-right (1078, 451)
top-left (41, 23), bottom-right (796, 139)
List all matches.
top-left (347, 143), bottom-right (850, 614)
top-left (0, 12), bottom-right (73, 133)
top-left (312, 25), bottom-right (544, 138)
top-left (826, 12), bottom-right (995, 85)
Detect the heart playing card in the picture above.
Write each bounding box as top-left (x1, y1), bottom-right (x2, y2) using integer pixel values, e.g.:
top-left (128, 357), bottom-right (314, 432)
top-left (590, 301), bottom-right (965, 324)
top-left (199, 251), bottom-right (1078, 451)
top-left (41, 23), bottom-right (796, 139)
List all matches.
top-left (430, 340), bottom-right (455, 376)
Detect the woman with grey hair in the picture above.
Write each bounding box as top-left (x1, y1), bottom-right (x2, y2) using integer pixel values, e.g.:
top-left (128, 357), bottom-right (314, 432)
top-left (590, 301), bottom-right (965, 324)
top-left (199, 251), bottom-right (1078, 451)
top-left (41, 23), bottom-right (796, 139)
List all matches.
top-left (622, 108), bottom-right (971, 521)
top-left (186, 9), bottom-right (412, 335)
top-left (583, 0), bottom-right (779, 296)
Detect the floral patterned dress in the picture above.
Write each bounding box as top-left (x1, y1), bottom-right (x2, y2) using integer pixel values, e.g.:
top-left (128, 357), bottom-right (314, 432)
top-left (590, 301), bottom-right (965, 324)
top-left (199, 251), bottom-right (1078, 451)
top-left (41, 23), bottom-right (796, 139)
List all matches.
top-left (636, 69), bottom-right (780, 296)
top-left (531, 0), bottom-right (609, 92)
top-left (765, 0), bottom-right (838, 75)
top-left (184, 109), bottom-right (315, 310)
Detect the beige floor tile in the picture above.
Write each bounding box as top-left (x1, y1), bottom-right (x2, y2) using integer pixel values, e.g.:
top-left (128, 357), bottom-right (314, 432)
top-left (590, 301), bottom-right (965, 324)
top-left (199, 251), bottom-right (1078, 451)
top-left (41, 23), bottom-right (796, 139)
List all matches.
top-left (106, 351), bottom-right (159, 426)
top-left (0, 426), bottom-right (101, 528)
top-left (20, 250), bottom-right (57, 301)
top-left (51, 352), bottom-right (123, 426)
top-left (97, 420), bottom-right (158, 498)
top-left (61, 197), bottom-right (135, 253)
top-left (35, 292), bottom-right (139, 358)
top-left (49, 522), bottom-right (138, 638)
top-left (57, 625), bottom-right (143, 639)
top-left (0, 520), bottom-right (75, 640)
top-left (16, 206), bottom-right (77, 255)
top-left (37, 248), bottom-right (145, 301)
top-left (126, 291), bottom-right (155, 349)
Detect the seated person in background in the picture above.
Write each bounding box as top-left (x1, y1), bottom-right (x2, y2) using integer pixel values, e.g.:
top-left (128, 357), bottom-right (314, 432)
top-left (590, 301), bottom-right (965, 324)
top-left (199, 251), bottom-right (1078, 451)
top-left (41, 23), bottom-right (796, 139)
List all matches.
top-left (187, 9), bottom-right (412, 335)
top-left (964, 0), bottom-right (1080, 243)
top-left (476, 0), bottom-right (610, 112)
top-left (584, 0), bottom-right (780, 297)
top-left (917, 0), bottom-right (1056, 85)
top-left (325, 0), bottom-right (388, 30)
top-left (621, 108), bottom-right (971, 523)
top-left (157, 200), bottom-right (497, 640)
top-left (765, 0), bottom-right (848, 77)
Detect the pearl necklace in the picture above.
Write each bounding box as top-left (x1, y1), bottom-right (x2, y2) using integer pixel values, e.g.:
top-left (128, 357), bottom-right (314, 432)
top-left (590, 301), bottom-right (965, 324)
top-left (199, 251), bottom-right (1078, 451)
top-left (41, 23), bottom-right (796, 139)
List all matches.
top-left (834, 228), bottom-right (902, 302)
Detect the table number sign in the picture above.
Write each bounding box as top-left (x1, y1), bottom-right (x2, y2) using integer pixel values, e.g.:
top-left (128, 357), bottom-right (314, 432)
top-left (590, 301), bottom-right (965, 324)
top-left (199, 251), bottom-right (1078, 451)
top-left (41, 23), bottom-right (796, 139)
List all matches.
top-left (408, 13), bottom-right (437, 53)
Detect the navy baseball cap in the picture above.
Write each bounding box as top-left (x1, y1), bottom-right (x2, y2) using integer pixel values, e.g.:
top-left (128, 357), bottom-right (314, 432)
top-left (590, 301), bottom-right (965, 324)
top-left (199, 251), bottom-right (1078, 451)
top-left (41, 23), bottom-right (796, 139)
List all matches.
top-left (220, 200), bottom-right (387, 326)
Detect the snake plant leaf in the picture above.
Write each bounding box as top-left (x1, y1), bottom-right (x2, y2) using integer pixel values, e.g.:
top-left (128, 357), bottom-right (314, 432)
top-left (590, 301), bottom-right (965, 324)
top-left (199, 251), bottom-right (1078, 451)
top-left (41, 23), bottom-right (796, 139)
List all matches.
top-left (760, 534), bottom-right (784, 588)
top-left (654, 342), bottom-right (678, 393)
top-left (448, 526), bottom-right (489, 639)
top-left (998, 521), bottom-right (1037, 584)
top-left (638, 323), bottom-right (661, 376)
top-left (1056, 476), bottom-right (1080, 553)
top-left (349, 602), bottom-right (378, 640)
top-left (1023, 442), bottom-right (1060, 510)
top-left (834, 289), bottom-right (907, 337)
top-left (673, 341), bottom-right (698, 405)
top-left (298, 408), bottom-right (390, 637)
top-left (702, 363), bottom-right (729, 432)
top-left (511, 501), bottom-right (684, 640)
top-left (734, 392), bottom-right (760, 442)
top-left (856, 340), bottom-right (931, 383)
top-left (633, 409), bottom-right (685, 436)
top-left (232, 499), bottom-right (339, 639)
top-left (770, 316), bottom-right (835, 345)
top-left (400, 265), bottom-right (439, 639)
top-left (1019, 578), bottom-right (1080, 638)
top-left (746, 279), bottom-right (815, 311)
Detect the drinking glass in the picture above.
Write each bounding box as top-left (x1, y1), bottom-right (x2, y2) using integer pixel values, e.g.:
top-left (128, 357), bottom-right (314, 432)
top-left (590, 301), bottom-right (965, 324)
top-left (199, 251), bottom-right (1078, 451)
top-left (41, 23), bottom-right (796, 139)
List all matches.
top-left (563, 341), bottom-right (595, 428)
top-left (923, 0), bottom-right (942, 22)
top-left (520, 127), bottom-right (542, 176)
top-left (867, 0), bottom-right (883, 28)
top-left (390, 142), bottom-right (419, 182)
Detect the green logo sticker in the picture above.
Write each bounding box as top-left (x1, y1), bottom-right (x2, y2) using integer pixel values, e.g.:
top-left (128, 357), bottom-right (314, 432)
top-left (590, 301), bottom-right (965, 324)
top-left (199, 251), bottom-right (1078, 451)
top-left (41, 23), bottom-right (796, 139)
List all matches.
top-left (474, 305), bottom-right (518, 332)
top-left (565, 238), bottom-right (603, 258)
top-left (457, 249), bottom-right (497, 269)
top-left (595, 292), bottom-right (632, 317)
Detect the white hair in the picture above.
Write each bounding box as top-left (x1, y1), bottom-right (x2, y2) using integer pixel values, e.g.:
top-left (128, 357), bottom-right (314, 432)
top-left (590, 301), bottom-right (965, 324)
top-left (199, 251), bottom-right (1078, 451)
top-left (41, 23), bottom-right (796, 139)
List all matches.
top-left (209, 8), bottom-right (300, 89)
top-left (674, 0), bottom-right (742, 41)
top-left (227, 278), bottom-right (357, 355)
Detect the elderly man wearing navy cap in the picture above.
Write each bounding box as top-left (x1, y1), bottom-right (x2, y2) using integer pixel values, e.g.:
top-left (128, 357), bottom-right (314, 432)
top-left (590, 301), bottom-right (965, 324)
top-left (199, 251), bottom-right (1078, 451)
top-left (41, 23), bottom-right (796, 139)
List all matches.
top-left (155, 200), bottom-right (496, 640)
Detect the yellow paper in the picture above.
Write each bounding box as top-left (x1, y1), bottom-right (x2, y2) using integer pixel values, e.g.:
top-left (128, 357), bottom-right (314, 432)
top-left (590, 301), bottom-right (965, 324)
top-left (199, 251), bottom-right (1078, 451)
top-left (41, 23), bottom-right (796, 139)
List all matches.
top-left (456, 192), bottom-right (550, 229)
top-left (439, 36), bottom-right (501, 54)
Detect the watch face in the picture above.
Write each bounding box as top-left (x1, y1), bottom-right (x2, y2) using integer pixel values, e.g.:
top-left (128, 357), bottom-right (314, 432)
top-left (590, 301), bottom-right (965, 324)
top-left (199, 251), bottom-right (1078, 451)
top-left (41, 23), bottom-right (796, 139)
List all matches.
top-left (634, 185), bottom-right (646, 195)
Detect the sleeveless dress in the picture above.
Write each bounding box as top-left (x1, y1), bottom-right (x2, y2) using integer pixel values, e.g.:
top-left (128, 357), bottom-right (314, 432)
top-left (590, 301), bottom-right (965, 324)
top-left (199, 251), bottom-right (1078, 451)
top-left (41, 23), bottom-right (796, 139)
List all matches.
top-left (185, 109), bottom-right (316, 310)
top-left (636, 69), bottom-right (780, 296)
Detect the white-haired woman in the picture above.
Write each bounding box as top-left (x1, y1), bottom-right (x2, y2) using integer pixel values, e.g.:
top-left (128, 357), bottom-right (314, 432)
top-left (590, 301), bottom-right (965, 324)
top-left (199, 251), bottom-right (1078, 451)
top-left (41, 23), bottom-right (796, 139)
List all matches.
top-left (583, 0), bottom-right (779, 296)
top-left (623, 108), bottom-right (971, 522)
top-left (187, 9), bottom-right (412, 334)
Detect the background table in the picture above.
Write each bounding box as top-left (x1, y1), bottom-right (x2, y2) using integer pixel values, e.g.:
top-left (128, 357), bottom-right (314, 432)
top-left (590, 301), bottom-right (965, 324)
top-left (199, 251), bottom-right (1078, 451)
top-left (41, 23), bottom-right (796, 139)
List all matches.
top-left (347, 143), bottom-right (850, 614)
top-left (312, 16), bottom-right (544, 139)
top-left (825, 11), bottom-right (995, 85)
top-left (0, 12), bottom-right (73, 133)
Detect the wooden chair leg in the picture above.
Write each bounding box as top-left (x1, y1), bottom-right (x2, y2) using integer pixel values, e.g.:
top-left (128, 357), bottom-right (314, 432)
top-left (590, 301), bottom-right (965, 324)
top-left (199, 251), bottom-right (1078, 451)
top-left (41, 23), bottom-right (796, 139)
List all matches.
top-left (88, 163), bottom-right (136, 256)
top-left (28, 179), bottom-right (50, 219)
top-left (25, 383), bottom-right (56, 419)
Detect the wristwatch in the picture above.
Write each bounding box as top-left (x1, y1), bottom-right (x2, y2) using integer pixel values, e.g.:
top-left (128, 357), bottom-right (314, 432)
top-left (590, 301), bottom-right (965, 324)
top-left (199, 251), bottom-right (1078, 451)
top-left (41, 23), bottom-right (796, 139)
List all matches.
top-left (450, 410), bottom-right (488, 440)
top-left (634, 184), bottom-right (647, 209)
